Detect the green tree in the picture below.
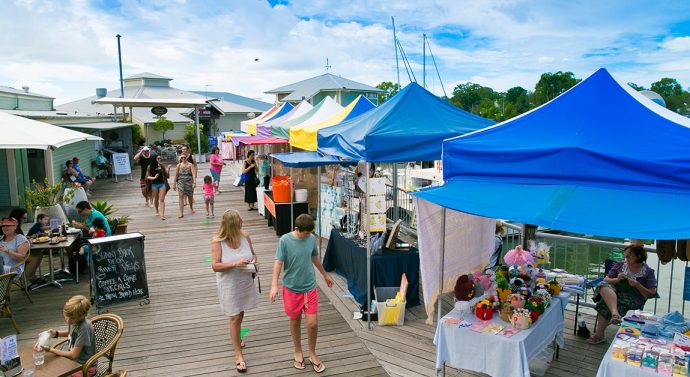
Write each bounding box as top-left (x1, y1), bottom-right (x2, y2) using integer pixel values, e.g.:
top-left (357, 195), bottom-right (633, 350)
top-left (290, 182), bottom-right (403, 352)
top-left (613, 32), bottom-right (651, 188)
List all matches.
top-left (503, 86), bottom-right (530, 118)
top-left (153, 117), bottom-right (175, 141)
top-left (184, 122), bottom-right (210, 154)
top-left (532, 71), bottom-right (581, 107)
top-left (449, 83), bottom-right (498, 114)
top-left (628, 82), bottom-right (646, 91)
top-left (650, 78), bottom-right (688, 113)
top-left (376, 81), bottom-right (400, 104)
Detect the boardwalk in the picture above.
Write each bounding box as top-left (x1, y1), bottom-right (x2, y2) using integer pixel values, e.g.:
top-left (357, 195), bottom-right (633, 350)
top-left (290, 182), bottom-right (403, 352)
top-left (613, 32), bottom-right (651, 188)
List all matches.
top-left (1, 161), bottom-right (613, 376)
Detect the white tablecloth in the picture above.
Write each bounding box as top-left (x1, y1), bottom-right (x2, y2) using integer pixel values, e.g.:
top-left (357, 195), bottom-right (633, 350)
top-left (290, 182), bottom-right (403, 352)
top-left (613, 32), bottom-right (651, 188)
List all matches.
top-left (435, 300), bottom-right (565, 377)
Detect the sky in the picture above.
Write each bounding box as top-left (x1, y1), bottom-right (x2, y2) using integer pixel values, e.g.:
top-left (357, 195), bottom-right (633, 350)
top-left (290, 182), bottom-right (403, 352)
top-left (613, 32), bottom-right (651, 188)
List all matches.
top-left (2, 0), bottom-right (690, 105)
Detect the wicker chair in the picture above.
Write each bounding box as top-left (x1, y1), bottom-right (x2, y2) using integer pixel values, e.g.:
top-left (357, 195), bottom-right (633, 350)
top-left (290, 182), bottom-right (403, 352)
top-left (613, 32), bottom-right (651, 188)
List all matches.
top-left (10, 252), bottom-right (33, 303)
top-left (0, 272), bottom-right (19, 333)
top-left (105, 369), bottom-right (127, 377)
top-left (54, 314), bottom-right (124, 377)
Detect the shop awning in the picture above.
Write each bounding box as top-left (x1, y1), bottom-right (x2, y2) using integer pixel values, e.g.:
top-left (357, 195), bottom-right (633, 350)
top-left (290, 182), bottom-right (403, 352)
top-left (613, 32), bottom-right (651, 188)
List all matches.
top-left (271, 151), bottom-right (357, 168)
top-left (0, 112), bottom-right (103, 150)
top-left (239, 137), bottom-right (289, 146)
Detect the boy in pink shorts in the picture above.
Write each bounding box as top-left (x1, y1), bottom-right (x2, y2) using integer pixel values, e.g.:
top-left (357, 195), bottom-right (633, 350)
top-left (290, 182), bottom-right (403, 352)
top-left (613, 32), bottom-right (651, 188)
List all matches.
top-left (270, 214), bottom-right (333, 373)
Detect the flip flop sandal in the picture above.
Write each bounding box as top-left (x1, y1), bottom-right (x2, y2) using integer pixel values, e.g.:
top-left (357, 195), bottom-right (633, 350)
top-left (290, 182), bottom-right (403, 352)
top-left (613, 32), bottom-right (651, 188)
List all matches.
top-left (240, 340), bottom-right (246, 348)
top-left (309, 358), bottom-right (326, 373)
top-left (293, 359), bottom-right (306, 370)
top-left (236, 361), bottom-right (247, 373)
top-left (611, 315), bottom-right (622, 326)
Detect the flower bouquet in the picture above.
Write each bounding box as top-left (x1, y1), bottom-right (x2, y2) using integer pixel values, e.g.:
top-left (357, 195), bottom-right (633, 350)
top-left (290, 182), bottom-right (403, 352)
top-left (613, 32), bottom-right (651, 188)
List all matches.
top-left (526, 296), bottom-right (545, 315)
top-left (475, 299), bottom-right (494, 320)
top-left (510, 308), bottom-right (532, 329)
top-left (534, 288), bottom-right (552, 308)
top-left (509, 293), bottom-right (525, 310)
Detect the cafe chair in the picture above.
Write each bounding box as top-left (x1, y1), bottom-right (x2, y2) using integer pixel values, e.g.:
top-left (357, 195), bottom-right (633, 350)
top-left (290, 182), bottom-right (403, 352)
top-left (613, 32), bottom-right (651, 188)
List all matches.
top-left (10, 253), bottom-right (33, 303)
top-left (54, 313), bottom-right (124, 377)
top-left (0, 272), bottom-right (20, 333)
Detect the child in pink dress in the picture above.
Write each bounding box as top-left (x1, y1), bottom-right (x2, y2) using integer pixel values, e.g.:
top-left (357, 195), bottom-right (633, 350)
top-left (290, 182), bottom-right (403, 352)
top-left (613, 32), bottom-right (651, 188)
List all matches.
top-left (203, 175), bottom-right (215, 217)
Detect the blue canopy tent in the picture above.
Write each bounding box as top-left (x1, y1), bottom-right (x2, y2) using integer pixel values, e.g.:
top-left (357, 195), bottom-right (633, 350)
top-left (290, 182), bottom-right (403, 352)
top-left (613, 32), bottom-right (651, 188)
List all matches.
top-left (317, 82), bottom-right (496, 329)
top-left (317, 82), bottom-right (495, 162)
top-left (415, 68), bottom-right (690, 240)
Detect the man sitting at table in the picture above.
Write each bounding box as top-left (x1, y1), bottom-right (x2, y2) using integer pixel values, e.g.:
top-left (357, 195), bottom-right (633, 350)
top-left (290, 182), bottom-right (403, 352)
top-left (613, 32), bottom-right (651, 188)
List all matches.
top-left (71, 201), bottom-right (111, 236)
top-left (587, 244), bottom-right (657, 344)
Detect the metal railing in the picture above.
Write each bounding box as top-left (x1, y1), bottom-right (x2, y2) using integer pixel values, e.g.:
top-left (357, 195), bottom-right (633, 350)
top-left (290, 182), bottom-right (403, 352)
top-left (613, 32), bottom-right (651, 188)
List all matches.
top-left (502, 223), bottom-right (689, 316)
top-left (385, 184), bottom-right (416, 230)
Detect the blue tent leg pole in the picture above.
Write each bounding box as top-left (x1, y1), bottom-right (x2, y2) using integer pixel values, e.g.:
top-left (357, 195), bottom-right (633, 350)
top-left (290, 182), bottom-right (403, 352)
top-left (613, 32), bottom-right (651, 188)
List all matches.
top-left (436, 207), bottom-right (446, 376)
top-left (366, 162), bottom-right (372, 330)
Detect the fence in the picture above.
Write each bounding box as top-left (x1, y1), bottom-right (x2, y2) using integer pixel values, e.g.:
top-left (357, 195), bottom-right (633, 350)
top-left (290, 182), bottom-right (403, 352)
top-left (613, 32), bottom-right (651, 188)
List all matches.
top-left (502, 223), bottom-right (689, 316)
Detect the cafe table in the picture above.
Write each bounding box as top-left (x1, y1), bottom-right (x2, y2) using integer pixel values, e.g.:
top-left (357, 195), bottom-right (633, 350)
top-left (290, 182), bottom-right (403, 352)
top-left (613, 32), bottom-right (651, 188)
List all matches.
top-left (29, 234), bottom-right (79, 289)
top-left (19, 346), bottom-right (81, 377)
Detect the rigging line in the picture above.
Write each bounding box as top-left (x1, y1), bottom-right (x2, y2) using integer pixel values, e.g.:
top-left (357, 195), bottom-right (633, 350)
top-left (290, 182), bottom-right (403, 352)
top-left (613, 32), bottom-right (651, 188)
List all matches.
top-left (426, 38), bottom-right (448, 98)
top-left (397, 39), bottom-right (417, 83)
top-left (396, 39), bottom-right (414, 83)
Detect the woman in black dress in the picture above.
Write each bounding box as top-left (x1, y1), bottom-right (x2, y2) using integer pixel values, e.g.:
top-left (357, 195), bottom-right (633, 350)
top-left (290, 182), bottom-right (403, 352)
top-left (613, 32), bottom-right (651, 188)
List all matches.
top-left (243, 150), bottom-right (259, 210)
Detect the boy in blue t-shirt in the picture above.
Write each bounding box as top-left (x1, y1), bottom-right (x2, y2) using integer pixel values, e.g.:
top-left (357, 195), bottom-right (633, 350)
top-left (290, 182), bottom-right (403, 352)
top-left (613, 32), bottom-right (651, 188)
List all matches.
top-left (270, 214), bottom-right (333, 373)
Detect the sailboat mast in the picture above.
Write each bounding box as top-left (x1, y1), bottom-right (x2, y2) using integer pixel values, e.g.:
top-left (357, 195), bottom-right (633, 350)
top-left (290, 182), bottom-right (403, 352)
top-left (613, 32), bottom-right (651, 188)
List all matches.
top-left (392, 16), bottom-right (400, 88)
top-left (423, 33), bottom-right (426, 88)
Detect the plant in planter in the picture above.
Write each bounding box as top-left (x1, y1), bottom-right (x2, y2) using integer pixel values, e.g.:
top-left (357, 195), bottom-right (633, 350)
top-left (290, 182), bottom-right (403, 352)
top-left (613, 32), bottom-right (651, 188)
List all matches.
top-left (89, 200), bottom-right (129, 234)
top-left (22, 178), bottom-right (75, 222)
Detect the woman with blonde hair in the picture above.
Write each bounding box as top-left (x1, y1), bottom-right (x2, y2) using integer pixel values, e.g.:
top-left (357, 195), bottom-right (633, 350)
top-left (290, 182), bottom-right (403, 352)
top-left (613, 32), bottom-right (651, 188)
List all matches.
top-left (211, 209), bottom-right (259, 373)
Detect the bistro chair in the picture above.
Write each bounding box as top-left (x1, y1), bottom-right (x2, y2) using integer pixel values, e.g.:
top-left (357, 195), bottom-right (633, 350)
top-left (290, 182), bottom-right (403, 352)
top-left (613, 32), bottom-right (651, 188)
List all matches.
top-left (105, 370), bottom-right (127, 377)
top-left (54, 313), bottom-right (124, 377)
top-left (0, 272), bottom-right (20, 333)
top-left (10, 252), bottom-right (33, 303)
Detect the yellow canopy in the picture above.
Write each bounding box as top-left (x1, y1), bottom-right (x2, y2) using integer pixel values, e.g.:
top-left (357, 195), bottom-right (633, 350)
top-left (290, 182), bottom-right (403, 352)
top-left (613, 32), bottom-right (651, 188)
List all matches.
top-left (290, 95), bottom-right (369, 151)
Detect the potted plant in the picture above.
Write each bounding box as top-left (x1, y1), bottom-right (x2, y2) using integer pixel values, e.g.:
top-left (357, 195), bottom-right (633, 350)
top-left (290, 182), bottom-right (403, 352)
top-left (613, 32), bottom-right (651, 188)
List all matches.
top-left (89, 200), bottom-right (129, 234)
top-left (22, 178), bottom-right (75, 223)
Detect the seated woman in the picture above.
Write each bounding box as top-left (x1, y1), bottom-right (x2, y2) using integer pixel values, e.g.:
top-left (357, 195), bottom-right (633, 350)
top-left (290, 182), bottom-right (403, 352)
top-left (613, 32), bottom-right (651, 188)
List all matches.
top-left (65, 160), bottom-right (92, 194)
top-left (0, 217), bottom-right (29, 278)
top-left (587, 244), bottom-right (657, 344)
top-left (95, 150), bottom-right (112, 178)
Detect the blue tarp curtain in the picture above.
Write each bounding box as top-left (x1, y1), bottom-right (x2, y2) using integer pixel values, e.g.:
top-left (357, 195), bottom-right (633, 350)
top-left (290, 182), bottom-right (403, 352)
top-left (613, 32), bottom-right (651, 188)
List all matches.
top-left (270, 151), bottom-right (357, 168)
top-left (415, 68), bottom-right (690, 239)
top-left (317, 82), bottom-right (495, 162)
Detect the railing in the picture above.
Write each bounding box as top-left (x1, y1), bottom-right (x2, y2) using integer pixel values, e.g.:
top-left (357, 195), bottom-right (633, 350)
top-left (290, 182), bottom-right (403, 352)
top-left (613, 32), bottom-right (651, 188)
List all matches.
top-left (502, 223), bottom-right (689, 316)
top-left (385, 184), bottom-right (416, 230)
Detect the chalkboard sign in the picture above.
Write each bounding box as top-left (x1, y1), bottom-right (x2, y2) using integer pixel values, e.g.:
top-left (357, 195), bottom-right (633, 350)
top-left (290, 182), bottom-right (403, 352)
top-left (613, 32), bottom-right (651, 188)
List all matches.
top-left (112, 153), bottom-right (131, 176)
top-left (88, 233), bottom-right (149, 309)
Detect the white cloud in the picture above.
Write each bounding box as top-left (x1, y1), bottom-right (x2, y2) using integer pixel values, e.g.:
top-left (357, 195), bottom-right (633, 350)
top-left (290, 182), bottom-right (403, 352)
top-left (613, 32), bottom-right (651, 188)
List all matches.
top-left (2, 0), bottom-right (690, 105)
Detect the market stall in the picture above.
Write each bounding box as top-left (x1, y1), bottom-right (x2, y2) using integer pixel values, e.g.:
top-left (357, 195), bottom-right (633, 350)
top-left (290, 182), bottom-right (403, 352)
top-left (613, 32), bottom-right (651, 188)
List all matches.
top-left (256, 100), bottom-right (312, 137)
top-left (413, 68), bottom-right (690, 376)
top-left (317, 81), bottom-right (495, 327)
top-left (272, 96), bottom-right (342, 140)
top-left (240, 104), bottom-right (278, 133)
top-left (246, 102), bottom-right (293, 135)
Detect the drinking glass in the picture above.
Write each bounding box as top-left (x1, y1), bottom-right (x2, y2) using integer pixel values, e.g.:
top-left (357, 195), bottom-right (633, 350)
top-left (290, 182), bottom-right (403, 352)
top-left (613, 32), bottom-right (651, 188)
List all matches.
top-left (33, 350), bottom-right (45, 366)
top-left (22, 367), bottom-right (35, 377)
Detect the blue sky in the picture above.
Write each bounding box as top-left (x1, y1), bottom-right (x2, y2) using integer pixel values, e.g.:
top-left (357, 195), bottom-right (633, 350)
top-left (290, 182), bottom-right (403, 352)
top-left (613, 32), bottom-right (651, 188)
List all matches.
top-left (1, 0), bottom-right (690, 104)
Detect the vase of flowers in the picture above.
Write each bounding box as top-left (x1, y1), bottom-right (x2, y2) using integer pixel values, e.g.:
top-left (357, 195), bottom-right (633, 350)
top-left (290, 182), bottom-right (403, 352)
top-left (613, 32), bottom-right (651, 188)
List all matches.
top-left (475, 299), bottom-right (494, 320)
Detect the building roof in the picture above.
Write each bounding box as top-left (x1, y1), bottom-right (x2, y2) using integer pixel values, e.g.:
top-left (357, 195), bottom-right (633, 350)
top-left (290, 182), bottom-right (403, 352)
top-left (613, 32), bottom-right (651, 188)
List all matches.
top-left (0, 85), bottom-right (54, 99)
top-left (1, 109), bottom-right (110, 120)
top-left (60, 122), bottom-right (135, 131)
top-left (192, 91), bottom-right (272, 114)
top-left (124, 72), bottom-right (172, 81)
top-left (265, 73), bottom-right (383, 102)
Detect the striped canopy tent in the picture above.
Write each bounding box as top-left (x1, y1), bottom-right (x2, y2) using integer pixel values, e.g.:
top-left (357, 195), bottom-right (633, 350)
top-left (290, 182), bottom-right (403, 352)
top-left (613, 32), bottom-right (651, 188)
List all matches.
top-left (273, 96), bottom-right (342, 140)
top-left (246, 102), bottom-right (294, 135)
top-left (289, 95), bottom-right (375, 151)
top-left (256, 100), bottom-right (313, 138)
top-left (240, 105), bottom-right (278, 133)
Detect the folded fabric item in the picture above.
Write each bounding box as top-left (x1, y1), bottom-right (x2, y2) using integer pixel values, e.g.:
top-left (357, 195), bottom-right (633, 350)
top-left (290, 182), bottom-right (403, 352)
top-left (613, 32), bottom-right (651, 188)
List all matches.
top-left (641, 323), bottom-right (660, 337)
top-left (657, 311), bottom-right (690, 337)
top-left (660, 311), bottom-right (686, 327)
top-left (561, 285), bottom-right (584, 294)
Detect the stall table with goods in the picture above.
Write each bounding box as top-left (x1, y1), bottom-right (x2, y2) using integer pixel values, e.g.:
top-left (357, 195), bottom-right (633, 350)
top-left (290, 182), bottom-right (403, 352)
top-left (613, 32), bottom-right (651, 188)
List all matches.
top-left (323, 228), bottom-right (420, 308)
top-left (435, 298), bottom-right (565, 377)
top-left (596, 310), bottom-right (690, 377)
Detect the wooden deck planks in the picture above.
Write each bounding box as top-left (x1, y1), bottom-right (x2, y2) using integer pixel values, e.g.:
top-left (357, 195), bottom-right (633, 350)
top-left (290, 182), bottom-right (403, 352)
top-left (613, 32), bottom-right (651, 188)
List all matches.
top-left (0, 161), bottom-right (617, 377)
top-left (1, 163), bottom-right (385, 377)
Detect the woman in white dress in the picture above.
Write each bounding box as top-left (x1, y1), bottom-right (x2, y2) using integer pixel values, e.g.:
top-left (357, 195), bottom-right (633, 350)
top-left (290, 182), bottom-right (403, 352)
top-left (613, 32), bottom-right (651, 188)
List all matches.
top-left (211, 209), bottom-right (259, 373)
